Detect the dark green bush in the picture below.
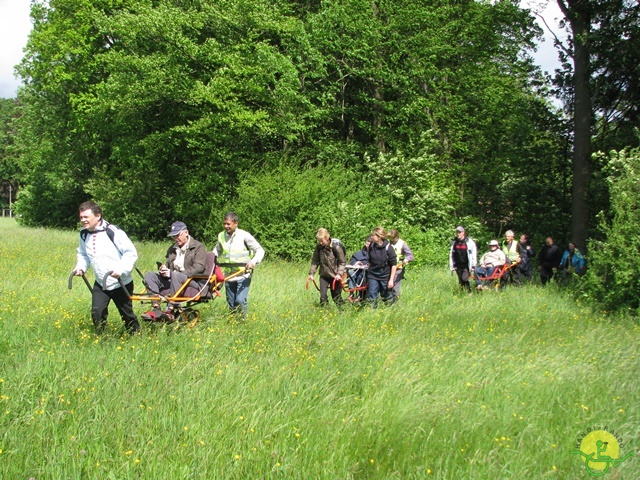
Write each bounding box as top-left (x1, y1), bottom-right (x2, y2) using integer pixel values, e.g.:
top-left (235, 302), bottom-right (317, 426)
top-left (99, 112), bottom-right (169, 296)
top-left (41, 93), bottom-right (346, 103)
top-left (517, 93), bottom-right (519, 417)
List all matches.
top-left (582, 146), bottom-right (640, 314)
top-left (205, 162), bottom-right (485, 266)
top-left (205, 163), bottom-right (391, 261)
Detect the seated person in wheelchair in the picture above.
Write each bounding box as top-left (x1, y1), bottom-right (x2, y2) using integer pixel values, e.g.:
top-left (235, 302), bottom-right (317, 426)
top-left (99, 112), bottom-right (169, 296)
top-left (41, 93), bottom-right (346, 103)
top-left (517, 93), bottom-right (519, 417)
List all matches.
top-left (346, 236), bottom-right (372, 299)
top-left (142, 221), bottom-right (207, 321)
top-left (474, 240), bottom-right (507, 290)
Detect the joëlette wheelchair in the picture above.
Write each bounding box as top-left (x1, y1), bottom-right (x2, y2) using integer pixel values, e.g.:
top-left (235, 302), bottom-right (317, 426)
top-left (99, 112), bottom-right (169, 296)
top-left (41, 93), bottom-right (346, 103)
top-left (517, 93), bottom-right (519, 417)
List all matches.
top-left (69, 252), bottom-right (247, 327)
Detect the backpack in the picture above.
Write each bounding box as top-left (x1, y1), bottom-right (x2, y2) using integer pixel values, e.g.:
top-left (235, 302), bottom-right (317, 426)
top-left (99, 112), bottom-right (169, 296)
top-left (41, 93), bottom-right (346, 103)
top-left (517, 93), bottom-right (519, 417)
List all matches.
top-left (331, 238), bottom-right (347, 257)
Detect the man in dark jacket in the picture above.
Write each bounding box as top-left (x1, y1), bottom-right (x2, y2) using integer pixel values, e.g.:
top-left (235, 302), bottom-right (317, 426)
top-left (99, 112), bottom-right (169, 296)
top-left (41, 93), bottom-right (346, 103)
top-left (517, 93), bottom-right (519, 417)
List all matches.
top-left (538, 236), bottom-right (562, 285)
top-left (142, 221), bottom-right (207, 320)
top-left (449, 226), bottom-right (477, 292)
top-left (367, 227), bottom-right (397, 307)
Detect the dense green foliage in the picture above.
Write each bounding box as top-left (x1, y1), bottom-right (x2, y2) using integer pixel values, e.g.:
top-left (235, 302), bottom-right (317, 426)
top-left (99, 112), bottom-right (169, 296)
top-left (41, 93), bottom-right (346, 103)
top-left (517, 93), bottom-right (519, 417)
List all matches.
top-left (207, 163), bottom-right (389, 261)
top-left (207, 161), bottom-right (455, 264)
top-left (590, 0), bottom-right (640, 152)
top-left (9, 0), bottom-right (577, 248)
top-left (1, 218), bottom-right (639, 478)
top-left (582, 144), bottom-right (640, 313)
top-left (0, 99), bottom-right (20, 209)
top-left (555, 0), bottom-right (640, 153)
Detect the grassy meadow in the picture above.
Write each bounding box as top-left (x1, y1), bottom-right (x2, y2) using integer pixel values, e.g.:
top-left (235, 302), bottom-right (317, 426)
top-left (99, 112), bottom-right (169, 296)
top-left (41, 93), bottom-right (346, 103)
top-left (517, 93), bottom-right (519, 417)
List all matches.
top-left (0, 217), bottom-right (639, 479)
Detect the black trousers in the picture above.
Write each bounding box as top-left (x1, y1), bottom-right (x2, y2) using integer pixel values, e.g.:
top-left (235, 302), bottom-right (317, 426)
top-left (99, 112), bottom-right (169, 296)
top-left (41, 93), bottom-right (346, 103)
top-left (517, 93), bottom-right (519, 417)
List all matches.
top-left (456, 266), bottom-right (471, 291)
top-left (91, 280), bottom-right (139, 333)
top-left (319, 276), bottom-right (343, 306)
top-left (507, 264), bottom-right (522, 285)
top-left (540, 266), bottom-right (555, 285)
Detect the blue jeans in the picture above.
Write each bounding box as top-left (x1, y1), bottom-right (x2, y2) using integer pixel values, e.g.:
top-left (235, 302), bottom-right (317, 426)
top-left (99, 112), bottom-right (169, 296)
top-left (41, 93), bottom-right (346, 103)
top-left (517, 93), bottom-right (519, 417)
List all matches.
top-left (225, 276), bottom-right (252, 319)
top-left (474, 266), bottom-right (496, 286)
top-left (367, 277), bottom-right (393, 307)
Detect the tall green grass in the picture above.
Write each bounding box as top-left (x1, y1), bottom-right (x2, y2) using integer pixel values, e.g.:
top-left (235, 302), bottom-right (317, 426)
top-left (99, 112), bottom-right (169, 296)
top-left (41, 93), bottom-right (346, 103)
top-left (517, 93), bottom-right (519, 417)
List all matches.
top-left (0, 218), bottom-right (638, 479)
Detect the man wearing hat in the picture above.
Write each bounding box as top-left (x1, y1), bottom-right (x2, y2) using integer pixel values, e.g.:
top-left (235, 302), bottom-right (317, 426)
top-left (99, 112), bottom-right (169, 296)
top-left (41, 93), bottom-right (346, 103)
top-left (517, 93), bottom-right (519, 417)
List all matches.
top-left (475, 240), bottom-right (507, 289)
top-left (141, 221), bottom-right (207, 321)
top-left (449, 226), bottom-right (477, 292)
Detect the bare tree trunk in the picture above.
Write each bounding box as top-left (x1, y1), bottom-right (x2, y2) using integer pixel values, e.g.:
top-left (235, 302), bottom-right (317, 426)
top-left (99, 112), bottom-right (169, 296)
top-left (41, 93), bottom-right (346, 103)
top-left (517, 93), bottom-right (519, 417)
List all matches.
top-left (558, 0), bottom-right (592, 252)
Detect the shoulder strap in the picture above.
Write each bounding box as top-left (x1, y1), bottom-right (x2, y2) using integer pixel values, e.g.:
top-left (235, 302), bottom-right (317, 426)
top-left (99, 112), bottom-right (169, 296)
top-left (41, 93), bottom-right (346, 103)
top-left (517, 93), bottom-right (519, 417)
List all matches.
top-left (106, 224), bottom-right (116, 244)
top-left (332, 237), bottom-right (345, 249)
top-left (80, 221), bottom-right (121, 254)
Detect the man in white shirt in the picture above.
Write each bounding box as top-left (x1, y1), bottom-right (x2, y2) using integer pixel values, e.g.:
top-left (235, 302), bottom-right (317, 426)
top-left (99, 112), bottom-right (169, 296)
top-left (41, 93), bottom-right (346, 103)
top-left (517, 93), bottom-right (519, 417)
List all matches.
top-left (474, 240), bottom-right (507, 290)
top-left (73, 201), bottom-right (139, 334)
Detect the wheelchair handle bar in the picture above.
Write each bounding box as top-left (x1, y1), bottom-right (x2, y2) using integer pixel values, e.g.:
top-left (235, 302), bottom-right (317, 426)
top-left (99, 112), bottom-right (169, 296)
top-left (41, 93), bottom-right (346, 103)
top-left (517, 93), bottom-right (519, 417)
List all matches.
top-left (68, 271), bottom-right (93, 293)
top-left (102, 271), bottom-right (131, 299)
top-left (345, 265), bottom-right (368, 270)
top-left (305, 277), bottom-right (320, 291)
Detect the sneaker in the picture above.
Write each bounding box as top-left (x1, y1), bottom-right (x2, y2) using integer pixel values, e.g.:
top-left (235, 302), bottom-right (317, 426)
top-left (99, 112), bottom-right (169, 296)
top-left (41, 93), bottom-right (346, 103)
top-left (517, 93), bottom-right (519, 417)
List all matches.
top-left (141, 306), bottom-right (163, 321)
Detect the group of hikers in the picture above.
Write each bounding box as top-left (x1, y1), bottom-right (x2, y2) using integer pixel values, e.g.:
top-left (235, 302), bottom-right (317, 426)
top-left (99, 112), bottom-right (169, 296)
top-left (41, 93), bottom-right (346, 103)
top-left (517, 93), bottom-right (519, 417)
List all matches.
top-left (72, 200), bottom-right (584, 335)
top-left (72, 200), bottom-right (413, 334)
top-left (307, 226), bottom-right (414, 308)
top-left (73, 201), bottom-right (264, 334)
top-left (450, 226), bottom-right (586, 292)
